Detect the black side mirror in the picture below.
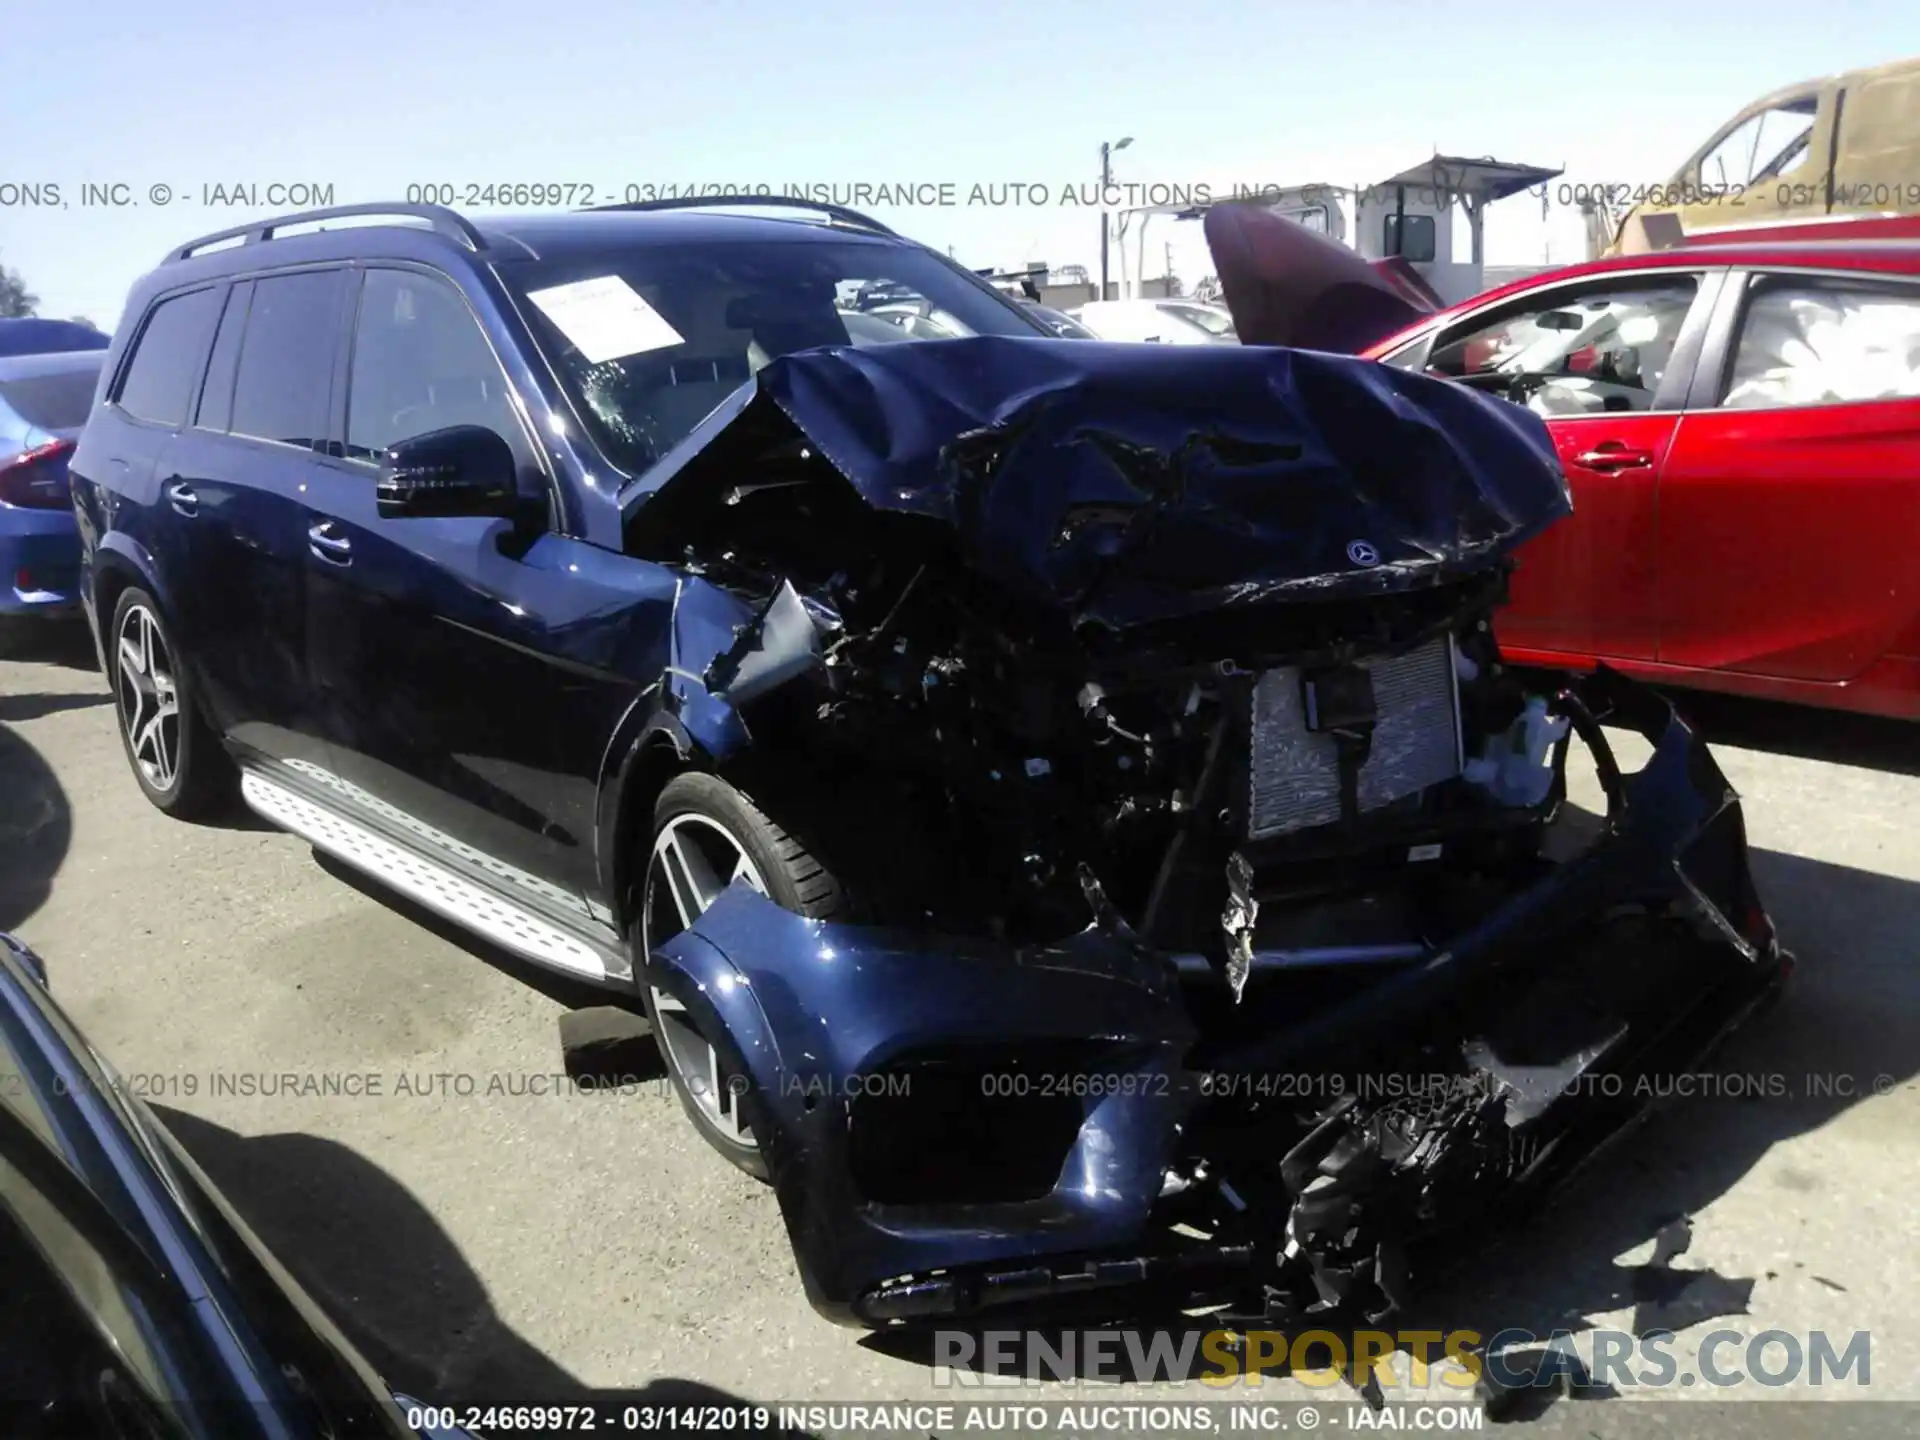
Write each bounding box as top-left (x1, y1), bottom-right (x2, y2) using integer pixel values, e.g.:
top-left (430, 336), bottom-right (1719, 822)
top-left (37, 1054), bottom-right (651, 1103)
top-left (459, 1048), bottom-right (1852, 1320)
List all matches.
top-left (377, 425), bottom-right (518, 520)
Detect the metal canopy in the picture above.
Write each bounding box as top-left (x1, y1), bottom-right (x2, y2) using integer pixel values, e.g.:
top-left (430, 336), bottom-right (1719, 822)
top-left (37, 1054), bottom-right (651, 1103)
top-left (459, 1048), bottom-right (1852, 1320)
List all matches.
top-left (1379, 155), bottom-right (1564, 204)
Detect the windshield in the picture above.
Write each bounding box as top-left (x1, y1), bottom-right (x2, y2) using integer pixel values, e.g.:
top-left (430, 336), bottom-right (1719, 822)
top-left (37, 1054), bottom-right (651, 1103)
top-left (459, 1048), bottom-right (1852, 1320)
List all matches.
top-left (852, 300), bottom-right (970, 340)
top-left (1163, 303), bottom-right (1237, 338)
top-left (510, 237), bottom-right (1044, 476)
top-left (0, 364), bottom-right (102, 433)
top-left (1028, 305), bottom-right (1096, 339)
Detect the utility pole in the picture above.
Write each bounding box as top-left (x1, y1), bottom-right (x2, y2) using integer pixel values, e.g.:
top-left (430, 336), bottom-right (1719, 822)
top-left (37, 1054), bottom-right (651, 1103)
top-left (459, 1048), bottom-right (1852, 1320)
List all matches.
top-left (1165, 239), bottom-right (1174, 294)
top-left (1099, 136), bottom-right (1133, 301)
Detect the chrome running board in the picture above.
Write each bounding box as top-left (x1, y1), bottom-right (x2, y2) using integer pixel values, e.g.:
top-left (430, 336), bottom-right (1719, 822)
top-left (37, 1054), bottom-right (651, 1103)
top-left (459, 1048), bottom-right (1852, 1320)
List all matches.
top-left (240, 769), bottom-right (612, 981)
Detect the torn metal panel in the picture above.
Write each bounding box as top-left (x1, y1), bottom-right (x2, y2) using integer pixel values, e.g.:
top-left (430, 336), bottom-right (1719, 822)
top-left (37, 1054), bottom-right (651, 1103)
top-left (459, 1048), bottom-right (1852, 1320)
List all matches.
top-left (1220, 851), bottom-right (1257, 1002)
top-left (704, 579), bottom-right (828, 706)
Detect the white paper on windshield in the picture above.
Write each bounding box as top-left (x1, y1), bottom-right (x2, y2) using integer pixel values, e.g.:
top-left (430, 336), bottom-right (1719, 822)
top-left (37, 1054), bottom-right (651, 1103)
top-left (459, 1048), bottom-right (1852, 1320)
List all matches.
top-left (526, 276), bottom-right (683, 364)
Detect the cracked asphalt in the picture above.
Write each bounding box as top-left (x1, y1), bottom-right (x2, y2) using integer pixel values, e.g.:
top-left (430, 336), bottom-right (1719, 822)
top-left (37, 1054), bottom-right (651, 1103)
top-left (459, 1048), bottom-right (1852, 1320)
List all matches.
top-left (4, 619), bottom-right (1917, 1436)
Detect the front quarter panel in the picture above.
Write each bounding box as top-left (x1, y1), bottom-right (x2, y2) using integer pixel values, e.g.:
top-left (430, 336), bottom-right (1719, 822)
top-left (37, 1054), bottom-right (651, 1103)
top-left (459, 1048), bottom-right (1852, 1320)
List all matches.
top-left (651, 891), bottom-right (1197, 1320)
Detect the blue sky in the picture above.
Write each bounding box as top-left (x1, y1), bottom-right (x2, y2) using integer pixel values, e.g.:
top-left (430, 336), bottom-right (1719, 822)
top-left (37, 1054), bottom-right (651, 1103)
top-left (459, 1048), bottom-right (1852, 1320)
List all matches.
top-left (4, 1), bottom-right (1916, 326)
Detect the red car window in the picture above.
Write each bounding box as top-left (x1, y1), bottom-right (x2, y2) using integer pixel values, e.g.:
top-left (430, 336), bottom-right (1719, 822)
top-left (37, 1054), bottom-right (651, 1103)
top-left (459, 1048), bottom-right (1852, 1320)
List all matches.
top-left (1721, 278), bottom-right (1920, 408)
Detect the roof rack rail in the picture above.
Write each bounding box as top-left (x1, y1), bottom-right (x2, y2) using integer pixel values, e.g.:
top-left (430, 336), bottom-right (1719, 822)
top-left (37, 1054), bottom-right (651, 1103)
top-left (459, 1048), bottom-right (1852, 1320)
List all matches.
top-left (164, 202), bottom-right (489, 264)
top-left (585, 193), bottom-right (896, 236)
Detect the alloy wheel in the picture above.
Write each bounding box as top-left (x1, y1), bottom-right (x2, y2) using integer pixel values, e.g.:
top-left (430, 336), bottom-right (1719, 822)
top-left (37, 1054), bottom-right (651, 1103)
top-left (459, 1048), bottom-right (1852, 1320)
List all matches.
top-left (115, 604), bottom-right (180, 792)
top-left (643, 813), bottom-right (768, 1149)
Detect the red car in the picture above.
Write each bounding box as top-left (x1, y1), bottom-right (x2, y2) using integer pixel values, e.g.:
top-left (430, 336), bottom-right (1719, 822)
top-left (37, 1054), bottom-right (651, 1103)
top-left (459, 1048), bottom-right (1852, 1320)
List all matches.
top-left (1208, 210), bottom-right (1920, 719)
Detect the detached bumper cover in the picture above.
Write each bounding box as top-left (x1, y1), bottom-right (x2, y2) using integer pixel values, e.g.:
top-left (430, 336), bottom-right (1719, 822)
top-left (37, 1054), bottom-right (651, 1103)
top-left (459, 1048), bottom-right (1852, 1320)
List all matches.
top-left (651, 670), bottom-right (1785, 1324)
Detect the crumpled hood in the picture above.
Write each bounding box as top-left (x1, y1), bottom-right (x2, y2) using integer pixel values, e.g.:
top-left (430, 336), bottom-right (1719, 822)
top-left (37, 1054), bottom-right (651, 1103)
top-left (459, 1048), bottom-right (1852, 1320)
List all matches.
top-left (1204, 203), bottom-right (1440, 353)
top-left (627, 335), bottom-right (1568, 631)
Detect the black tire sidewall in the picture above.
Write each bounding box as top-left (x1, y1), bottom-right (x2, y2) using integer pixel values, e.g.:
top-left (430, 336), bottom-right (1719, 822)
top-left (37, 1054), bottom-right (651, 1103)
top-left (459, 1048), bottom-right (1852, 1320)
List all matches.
top-left (651, 771), bottom-right (822, 916)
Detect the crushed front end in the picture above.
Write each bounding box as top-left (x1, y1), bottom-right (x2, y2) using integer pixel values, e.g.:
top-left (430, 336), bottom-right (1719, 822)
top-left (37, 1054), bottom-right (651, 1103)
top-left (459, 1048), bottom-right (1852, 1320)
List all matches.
top-left (626, 338), bottom-right (1788, 1328)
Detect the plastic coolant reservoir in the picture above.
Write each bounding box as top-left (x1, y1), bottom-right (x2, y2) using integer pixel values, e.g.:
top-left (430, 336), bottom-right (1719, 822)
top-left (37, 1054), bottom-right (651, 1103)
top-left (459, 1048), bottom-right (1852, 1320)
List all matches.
top-left (1464, 696), bottom-right (1571, 807)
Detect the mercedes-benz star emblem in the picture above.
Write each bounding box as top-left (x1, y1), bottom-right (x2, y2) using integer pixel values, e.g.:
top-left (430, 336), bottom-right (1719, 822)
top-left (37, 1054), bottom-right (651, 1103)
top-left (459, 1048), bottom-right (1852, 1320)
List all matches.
top-left (1347, 540), bottom-right (1381, 568)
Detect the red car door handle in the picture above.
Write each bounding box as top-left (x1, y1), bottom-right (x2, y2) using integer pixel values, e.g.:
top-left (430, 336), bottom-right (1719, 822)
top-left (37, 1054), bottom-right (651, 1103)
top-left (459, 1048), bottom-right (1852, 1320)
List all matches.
top-left (1572, 446), bottom-right (1654, 473)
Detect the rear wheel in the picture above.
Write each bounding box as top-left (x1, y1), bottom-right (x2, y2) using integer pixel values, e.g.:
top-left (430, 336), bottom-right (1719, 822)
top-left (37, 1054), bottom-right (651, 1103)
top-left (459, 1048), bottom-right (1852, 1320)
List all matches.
top-left (108, 586), bottom-right (233, 819)
top-left (638, 772), bottom-right (845, 1179)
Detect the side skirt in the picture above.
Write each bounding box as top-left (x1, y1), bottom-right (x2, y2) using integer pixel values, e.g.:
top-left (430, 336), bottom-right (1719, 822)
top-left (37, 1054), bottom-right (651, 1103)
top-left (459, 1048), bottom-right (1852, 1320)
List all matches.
top-left (238, 767), bottom-right (626, 984)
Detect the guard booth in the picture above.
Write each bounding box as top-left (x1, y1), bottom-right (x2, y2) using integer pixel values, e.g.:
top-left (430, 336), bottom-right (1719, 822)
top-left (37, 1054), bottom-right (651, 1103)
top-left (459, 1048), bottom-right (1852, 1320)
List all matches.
top-left (1117, 154), bottom-right (1563, 309)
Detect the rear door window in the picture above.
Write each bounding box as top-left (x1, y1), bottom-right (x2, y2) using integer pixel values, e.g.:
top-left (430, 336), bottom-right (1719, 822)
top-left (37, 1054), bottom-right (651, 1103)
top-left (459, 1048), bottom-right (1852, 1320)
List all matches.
top-left (113, 287), bottom-right (224, 427)
top-left (229, 270), bottom-right (349, 448)
top-left (194, 282), bottom-right (251, 433)
top-left (1720, 276), bottom-right (1920, 409)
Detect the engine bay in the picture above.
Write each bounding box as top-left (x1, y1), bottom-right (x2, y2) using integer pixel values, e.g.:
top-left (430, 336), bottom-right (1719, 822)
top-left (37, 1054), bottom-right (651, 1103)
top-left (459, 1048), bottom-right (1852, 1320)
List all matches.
top-left (636, 438), bottom-right (1584, 994)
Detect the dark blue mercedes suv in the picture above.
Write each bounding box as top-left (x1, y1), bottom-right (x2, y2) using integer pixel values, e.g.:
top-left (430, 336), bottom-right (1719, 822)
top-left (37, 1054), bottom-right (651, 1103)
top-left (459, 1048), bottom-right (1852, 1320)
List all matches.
top-left (70, 196), bottom-right (1058, 1171)
top-left (73, 198), bottom-right (1786, 1330)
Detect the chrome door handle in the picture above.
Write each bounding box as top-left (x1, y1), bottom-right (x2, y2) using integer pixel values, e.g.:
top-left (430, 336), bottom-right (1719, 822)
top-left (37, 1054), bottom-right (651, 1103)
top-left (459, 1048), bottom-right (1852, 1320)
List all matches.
top-left (165, 480), bottom-right (198, 517)
top-left (307, 522), bottom-right (352, 564)
top-left (1572, 446), bottom-right (1654, 473)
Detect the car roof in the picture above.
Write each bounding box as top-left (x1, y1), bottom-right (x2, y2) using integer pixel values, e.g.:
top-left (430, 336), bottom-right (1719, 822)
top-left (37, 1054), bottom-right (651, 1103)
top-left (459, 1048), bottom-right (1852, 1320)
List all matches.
top-left (0, 349), bottom-right (107, 382)
top-left (1438, 239), bottom-right (1920, 317)
top-left (131, 204), bottom-right (930, 312)
top-left (472, 207), bottom-right (909, 260)
top-left (155, 204), bottom-right (911, 278)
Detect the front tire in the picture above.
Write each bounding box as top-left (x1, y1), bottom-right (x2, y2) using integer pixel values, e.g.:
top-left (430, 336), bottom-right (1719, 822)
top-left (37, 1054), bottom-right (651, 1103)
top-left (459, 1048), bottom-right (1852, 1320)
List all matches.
top-left (638, 772), bottom-right (846, 1179)
top-left (108, 586), bottom-right (233, 819)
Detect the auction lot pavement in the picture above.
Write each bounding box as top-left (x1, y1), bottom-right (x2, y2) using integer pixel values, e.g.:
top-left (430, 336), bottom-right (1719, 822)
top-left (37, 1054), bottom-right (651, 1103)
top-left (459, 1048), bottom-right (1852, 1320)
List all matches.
top-left (4, 621), bottom-right (1918, 1436)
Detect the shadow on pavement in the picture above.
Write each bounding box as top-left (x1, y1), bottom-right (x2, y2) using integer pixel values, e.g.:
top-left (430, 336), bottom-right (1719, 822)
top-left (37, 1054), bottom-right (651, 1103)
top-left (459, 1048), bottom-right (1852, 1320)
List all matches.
top-left (310, 849), bottom-right (623, 1013)
top-left (0, 721), bottom-right (71, 930)
top-left (1397, 837), bottom-right (1920, 1404)
top-left (0, 690), bottom-right (109, 723)
top-left (0, 617), bottom-right (100, 672)
top-left (181, 789), bottom-right (280, 832)
top-left (1646, 689), bottom-right (1920, 778)
top-left (153, 1107), bottom-right (806, 1430)
top-left (866, 833), bottom-right (1919, 1420)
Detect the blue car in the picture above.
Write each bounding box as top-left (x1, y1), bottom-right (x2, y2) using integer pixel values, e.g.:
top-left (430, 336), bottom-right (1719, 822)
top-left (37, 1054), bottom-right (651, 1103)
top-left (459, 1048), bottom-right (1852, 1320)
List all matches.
top-left (0, 317), bottom-right (111, 357)
top-left (0, 349), bottom-right (103, 619)
top-left (72, 197), bottom-right (1786, 1329)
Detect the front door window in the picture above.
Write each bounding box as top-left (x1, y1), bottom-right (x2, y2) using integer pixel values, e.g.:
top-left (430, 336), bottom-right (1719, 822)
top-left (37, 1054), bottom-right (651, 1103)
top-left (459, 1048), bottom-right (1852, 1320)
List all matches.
top-left (1423, 276), bottom-right (1701, 415)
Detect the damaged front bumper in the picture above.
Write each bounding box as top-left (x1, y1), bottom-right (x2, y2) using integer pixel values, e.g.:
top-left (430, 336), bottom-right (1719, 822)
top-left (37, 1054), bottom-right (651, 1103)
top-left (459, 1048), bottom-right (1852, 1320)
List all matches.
top-left (649, 669), bottom-right (1787, 1327)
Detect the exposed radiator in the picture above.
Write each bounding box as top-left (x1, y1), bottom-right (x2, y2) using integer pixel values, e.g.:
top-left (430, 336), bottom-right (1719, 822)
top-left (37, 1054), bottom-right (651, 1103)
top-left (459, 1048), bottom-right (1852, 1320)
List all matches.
top-left (1247, 636), bottom-right (1463, 840)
